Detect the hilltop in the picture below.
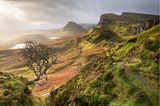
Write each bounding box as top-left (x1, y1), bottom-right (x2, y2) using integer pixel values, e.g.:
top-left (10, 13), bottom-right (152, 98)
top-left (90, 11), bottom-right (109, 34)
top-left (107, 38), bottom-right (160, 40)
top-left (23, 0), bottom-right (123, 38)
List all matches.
top-left (54, 21), bottom-right (86, 38)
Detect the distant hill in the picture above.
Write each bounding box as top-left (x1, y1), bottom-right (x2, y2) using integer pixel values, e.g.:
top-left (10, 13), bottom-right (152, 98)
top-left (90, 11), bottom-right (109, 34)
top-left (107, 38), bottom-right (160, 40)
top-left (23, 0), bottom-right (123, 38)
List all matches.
top-left (54, 21), bottom-right (86, 38)
top-left (80, 24), bottom-right (96, 30)
top-left (4, 34), bottom-right (49, 49)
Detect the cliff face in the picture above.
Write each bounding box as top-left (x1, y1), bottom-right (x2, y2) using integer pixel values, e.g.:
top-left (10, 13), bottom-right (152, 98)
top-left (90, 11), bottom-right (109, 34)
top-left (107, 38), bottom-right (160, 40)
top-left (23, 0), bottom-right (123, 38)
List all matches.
top-left (99, 13), bottom-right (131, 24)
top-left (99, 12), bottom-right (160, 35)
top-left (99, 12), bottom-right (159, 24)
top-left (128, 19), bottom-right (160, 35)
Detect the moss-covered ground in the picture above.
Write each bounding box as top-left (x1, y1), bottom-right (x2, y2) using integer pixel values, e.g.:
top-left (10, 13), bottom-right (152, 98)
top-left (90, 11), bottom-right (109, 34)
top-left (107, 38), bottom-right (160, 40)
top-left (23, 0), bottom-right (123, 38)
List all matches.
top-left (47, 24), bottom-right (159, 106)
top-left (0, 72), bottom-right (41, 106)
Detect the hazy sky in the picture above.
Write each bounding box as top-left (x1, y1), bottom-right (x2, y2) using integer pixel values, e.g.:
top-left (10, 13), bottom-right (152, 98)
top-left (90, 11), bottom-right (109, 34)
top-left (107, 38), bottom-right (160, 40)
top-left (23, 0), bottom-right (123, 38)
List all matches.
top-left (0, 0), bottom-right (159, 30)
top-left (0, 0), bottom-right (159, 43)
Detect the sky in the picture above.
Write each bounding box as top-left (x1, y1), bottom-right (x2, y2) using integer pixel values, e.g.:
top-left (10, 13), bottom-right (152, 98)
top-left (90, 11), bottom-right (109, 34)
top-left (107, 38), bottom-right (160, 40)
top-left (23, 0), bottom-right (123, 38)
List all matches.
top-left (0, 0), bottom-right (159, 43)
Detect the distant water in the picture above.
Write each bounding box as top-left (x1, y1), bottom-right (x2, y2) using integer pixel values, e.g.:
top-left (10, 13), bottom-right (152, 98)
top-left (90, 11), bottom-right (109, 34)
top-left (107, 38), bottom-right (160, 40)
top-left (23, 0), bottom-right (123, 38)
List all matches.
top-left (49, 36), bottom-right (60, 40)
top-left (11, 43), bottom-right (26, 49)
top-left (11, 36), bottom-right (60, 49)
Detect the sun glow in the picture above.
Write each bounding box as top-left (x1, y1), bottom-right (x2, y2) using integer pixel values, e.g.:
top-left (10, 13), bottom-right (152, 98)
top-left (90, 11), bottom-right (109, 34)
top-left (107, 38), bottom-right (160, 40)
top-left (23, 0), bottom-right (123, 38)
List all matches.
top-left (0, 1), bottom-right (25, 20)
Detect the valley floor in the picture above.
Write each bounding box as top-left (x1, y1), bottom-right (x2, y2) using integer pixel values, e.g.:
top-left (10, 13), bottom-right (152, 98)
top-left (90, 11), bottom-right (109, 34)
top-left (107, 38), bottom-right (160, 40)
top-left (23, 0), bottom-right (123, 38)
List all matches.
top-left (0, 43), bottom-right (105, 102)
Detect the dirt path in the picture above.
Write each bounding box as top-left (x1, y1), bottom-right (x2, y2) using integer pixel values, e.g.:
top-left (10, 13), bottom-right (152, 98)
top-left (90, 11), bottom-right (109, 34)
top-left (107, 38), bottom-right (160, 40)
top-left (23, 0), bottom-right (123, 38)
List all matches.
top-left (32, 65), bottom-right (81, 98)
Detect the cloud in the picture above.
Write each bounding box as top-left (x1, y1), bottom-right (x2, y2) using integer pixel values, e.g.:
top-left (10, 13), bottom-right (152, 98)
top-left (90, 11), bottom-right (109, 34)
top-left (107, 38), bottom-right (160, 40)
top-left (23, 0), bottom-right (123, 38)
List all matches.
top-left (0, 1), bottom-right (26, 21)
top-left (0, 0), bottom-right (159, 33)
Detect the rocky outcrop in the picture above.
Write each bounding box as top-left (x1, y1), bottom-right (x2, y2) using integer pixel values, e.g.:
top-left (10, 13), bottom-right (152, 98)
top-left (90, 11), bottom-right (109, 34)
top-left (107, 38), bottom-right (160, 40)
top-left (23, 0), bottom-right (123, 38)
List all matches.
top-left (99, 13), bottom-right (131, 24)
top-left (99, 12), bottom-right (159, 35)
top-left (99, 12), bottom-right (159, 24)
top-left (128, 19), bottom-right (160, 35)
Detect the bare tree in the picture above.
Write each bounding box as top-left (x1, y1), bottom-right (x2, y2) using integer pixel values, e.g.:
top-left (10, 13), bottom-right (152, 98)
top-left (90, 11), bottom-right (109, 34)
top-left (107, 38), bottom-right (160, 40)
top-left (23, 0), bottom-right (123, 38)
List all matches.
top-left (21, 41), bottom-right (57, 85)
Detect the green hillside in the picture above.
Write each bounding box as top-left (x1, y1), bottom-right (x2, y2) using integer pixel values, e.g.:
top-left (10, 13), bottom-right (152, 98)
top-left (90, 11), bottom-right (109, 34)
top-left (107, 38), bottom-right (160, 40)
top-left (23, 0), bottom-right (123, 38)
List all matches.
top-left (0, 72), bottom-right (41, 106)
top-left (47, 24), bottom-right (159, 106)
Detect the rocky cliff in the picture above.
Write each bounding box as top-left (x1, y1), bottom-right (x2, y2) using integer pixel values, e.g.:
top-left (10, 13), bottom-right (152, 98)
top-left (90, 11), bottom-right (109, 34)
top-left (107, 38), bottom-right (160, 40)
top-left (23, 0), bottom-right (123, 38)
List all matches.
top-left (128, 19), bottom-right (159, 35)
top-left (99, 12), bottom-right (159, 35)
top-left (99, 12), bottom-right (159, 24)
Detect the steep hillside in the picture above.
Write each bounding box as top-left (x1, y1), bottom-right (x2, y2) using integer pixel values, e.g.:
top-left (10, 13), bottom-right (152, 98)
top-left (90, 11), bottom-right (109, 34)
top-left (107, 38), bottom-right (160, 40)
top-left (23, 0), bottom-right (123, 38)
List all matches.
top-left (47, 14), bottom-right (159, 106)
top-left (55, 22), bottom-right (86, 38)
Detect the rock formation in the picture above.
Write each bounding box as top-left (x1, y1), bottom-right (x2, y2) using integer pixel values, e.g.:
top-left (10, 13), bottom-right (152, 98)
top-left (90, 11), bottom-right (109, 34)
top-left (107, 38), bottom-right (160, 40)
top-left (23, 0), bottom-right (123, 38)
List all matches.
top-left (99, 12), bottom-right (159, 35)
top-left (128, 19), bottom-right (160, 35)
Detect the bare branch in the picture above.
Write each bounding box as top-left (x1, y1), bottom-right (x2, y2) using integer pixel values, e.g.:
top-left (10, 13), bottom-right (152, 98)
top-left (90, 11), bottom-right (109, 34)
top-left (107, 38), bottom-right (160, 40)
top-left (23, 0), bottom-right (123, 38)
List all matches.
top-left (21, 41), bottom-right (57, 85)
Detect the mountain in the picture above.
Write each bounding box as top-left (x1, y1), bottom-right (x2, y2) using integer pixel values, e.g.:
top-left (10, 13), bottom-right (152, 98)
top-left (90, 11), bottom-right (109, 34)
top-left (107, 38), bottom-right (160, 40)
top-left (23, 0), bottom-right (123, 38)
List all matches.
top-left (63, 22), bottom-right (85, 33)
top-left (47, 12), bottom-right (160, 106)
top-left (54, 21), bottom-right (86, 38)
top-left (4, 34), bottom-right (50, 49)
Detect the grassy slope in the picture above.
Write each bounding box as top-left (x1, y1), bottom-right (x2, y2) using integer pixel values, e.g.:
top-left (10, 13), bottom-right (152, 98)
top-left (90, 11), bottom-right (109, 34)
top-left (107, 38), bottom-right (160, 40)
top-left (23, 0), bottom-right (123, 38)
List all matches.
top-left (47, 24), bottom-right (159, 106)
top-left (0, 72), bottom-right (41, 106)
top-left (0, 41), bottom-right (80, 80)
